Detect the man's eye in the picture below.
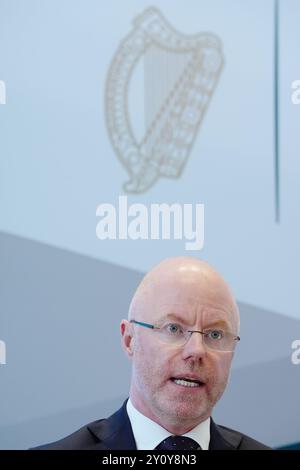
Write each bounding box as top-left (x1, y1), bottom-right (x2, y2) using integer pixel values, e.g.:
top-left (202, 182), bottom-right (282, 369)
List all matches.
top-left (166, 323), bottom-right (183, 334)
top-left (207, 330), bottom-right (223, 340)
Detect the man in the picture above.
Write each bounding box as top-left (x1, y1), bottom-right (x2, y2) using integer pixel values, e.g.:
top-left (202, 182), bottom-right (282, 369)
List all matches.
top-left (35, 257), bottom-right (270, 450)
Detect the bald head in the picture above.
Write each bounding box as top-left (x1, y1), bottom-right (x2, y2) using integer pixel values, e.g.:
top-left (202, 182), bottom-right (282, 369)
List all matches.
top-left (129, 257), bottom-right (239, 333)
top-left (122, 257), bottom-right (240, 432)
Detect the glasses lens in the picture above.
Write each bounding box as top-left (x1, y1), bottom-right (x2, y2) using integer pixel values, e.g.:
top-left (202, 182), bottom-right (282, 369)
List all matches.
top-left (157, 324), bottom-right (237, 352)
top-left (158, 323), bottom-right (187, 345)
top-left (203, 330), bottom-right (235, 352)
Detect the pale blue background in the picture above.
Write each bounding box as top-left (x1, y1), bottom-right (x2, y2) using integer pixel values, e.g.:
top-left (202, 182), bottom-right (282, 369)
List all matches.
top-left (0, 0), bottom-right (300, 449)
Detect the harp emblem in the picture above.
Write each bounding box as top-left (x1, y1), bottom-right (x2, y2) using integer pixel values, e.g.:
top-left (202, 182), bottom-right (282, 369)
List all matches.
top-left (105, 8), bottom-right (224, 193)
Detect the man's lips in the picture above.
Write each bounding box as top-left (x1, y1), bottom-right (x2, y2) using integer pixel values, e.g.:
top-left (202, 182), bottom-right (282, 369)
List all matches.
top-left (170, 374), bottom-right (206, 387)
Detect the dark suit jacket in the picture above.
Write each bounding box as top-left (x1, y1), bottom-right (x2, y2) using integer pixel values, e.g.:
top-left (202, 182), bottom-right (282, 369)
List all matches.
top-left (34, 400), bottom-right (271, 450)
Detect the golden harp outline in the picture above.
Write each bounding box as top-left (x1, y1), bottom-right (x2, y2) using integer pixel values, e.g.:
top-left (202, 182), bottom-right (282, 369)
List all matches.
top-left (105, 7), bottom-right (224, 193)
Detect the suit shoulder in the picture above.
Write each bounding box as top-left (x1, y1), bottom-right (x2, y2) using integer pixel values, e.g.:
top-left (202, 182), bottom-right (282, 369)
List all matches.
top-left (32, 419), bottom-right (105, 450)
top-left (217, 424), bottom-right (272, 450)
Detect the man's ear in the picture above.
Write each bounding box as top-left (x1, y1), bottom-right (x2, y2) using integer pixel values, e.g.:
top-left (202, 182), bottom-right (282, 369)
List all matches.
top-left (120, 320), bottom-right (134, 358)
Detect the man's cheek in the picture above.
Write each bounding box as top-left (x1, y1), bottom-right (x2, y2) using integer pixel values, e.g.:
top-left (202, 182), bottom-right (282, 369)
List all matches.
top-left (218, 359), bottom-right (232, 385)
top-left (219, 354), bottom-right (233, 371)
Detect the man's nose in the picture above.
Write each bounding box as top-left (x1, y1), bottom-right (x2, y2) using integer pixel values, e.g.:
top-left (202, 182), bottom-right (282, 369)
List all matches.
top-left (181, 331), bottom-right (207, 360)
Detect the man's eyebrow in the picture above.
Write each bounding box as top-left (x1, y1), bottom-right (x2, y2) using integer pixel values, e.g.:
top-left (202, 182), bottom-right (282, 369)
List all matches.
top-left (204, 320), bottom-right (231, 330)
top-left (156, 315), bottom-right (232, 330)
top-left (156, 313), bottom-right (189, 325)
top-left (155, 314), bottom-right (232, 331)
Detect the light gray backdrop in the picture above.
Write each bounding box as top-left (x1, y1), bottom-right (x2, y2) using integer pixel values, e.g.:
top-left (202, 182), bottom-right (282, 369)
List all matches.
top-left (0, 0), bottom-right (299, 449)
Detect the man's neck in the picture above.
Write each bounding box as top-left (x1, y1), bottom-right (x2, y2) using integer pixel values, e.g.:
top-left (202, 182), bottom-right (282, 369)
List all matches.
top-left (129, 394), bottom-right (210, 435)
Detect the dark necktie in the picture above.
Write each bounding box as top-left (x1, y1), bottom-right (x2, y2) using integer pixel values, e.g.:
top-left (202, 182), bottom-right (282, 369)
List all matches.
top-left (155, 435), bottom-right (202, 450)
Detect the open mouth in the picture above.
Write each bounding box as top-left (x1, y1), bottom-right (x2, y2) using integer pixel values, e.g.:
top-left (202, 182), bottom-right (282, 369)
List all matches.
top-left (171, 377), bottom-right (204, 388)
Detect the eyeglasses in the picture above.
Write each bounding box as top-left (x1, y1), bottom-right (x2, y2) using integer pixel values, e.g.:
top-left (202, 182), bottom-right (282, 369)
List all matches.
top-left (130, 320), bottom-right (240, 352)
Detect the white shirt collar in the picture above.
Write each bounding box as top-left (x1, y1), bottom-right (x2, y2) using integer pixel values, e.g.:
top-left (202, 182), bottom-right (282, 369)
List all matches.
top-left (126, 398), bottom-right (210, 450)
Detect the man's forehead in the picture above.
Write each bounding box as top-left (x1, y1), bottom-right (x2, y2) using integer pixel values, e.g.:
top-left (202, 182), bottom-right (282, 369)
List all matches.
top-left (149, 270), bottom-right (232, 300)
top-left (150, 301), bottom-right (234, 325)
top-left (147, 278), bottom-right (235, 310)
top-left (130, 258), bottom-right (239, 328)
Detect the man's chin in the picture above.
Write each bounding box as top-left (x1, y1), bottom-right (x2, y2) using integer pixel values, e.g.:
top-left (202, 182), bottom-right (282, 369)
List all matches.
top-left (156, 398), bottom-right (210, 424)
top-left (173, 404), bottom-right (208, 421)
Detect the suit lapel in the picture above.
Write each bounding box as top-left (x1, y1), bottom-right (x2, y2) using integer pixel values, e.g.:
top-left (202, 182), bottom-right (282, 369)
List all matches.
top-left (87, 400), bottom-right (137, 450)
top-left (87, 401), bottom-right (242, 451)
top-left (209, 418), bottom-right (241, 450)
